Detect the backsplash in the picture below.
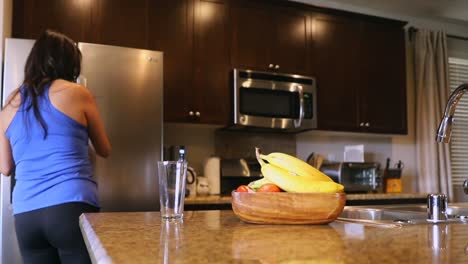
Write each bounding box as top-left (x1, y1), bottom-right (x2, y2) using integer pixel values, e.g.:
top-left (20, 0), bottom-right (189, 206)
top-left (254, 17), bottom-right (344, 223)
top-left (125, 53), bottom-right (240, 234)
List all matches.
top-left (296, 131), bottom-right (393, 167)
top-left (214, 130), bottom-right (296, 159)
top-left (164, 123), bottom-right (416, 193)
top-left (164, 124), bottom-right (296, 175)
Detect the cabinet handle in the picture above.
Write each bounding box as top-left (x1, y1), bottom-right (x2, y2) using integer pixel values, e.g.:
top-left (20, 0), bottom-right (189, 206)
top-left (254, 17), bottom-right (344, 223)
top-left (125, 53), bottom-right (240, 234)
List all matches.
top-left (365, 122), bottom-right (370, 127)
top-left (275, 64), bottom-right (280, 69)
top-left (189, 111), bottom-right (194, 116)
top-left (359, 122), bottom-right (364, 127)
top-left (195, 111), bottom-right (201, 117)
top-left (268, 64), bottom-right (274, 68)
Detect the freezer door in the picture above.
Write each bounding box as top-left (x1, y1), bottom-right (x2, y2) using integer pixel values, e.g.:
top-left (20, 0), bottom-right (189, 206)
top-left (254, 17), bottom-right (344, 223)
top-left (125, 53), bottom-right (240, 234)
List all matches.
top-left (78, 43), bottom-right (163, 211)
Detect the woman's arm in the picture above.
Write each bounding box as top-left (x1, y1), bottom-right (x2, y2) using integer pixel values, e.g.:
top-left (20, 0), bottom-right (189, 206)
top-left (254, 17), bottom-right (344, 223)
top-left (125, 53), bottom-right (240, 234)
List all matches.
top-left (82, 87), bottom-right (112, 158)
top-left (0, 112), bottom-right (14, 176)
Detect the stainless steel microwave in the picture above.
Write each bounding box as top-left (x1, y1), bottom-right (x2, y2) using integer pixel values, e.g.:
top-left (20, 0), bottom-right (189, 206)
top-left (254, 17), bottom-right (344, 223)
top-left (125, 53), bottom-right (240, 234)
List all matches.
top-left (232, 69), bottom-right (317, 132)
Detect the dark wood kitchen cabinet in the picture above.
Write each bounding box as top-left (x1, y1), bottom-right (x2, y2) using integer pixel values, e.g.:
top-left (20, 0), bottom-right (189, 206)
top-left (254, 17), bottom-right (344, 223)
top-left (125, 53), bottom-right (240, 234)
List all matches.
top-left (151, 0), bottom-right (230, 125)
top-left (148, 0), bottom-right (194, 123)
top-left (191, 0), bottom-right (230, 124)
top-left (230, 0), bottom-right (310, 75)
top-left (311, 13), bottom-right (362, 131)
top-left (12, 0), bottom-right (407, 131)
top-left (92, 0), bottom-right (149, 48)
top-left (312, 12), bottom-right (407, 134)
top-left (13, 0), bottom-right (149, 47)
top-left (12, 0), bottom-right (94, 42)
top-left (360, 21), bottom-right (407, 134)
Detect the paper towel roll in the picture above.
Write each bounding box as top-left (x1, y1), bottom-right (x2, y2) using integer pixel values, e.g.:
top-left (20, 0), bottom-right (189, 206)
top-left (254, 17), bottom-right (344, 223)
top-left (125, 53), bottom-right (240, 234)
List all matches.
top-left (204, 156), bottom-right (220, 195)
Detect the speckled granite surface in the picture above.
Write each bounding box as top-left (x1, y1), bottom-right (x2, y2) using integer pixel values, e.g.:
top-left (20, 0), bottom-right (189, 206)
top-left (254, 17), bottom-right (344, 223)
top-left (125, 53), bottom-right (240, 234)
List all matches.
top-left (80, 210), bottom-right (468, 264)
top-left (185, 193), bottom-right (429, 205)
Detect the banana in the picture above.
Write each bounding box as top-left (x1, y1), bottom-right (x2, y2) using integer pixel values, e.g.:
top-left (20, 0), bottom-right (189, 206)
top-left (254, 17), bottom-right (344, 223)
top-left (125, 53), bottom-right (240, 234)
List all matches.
top-left (256, 149), bottom-right (332, 182)
top-left (261, 163), bottom-right (344, 193)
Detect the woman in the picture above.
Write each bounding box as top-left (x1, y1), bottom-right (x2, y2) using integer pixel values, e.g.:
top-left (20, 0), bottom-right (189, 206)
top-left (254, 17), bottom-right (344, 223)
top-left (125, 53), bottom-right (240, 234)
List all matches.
top-left (0, 30), bottom-right (111, 263)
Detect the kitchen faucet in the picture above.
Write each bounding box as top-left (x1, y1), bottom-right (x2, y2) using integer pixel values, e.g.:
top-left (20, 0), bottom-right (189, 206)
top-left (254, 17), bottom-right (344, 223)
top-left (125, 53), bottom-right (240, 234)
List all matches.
top-left (436, 83), bottom-right (468, 196)
top-left (436, 83), bottom-right (468, 143)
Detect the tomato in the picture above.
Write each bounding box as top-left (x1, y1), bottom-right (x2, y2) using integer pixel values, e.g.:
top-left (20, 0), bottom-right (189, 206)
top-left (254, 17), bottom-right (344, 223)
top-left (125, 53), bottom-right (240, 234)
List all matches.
top-left (257, 183), bottom-right (282, 192)
top-left (236, 185), bottom-right (252, 192)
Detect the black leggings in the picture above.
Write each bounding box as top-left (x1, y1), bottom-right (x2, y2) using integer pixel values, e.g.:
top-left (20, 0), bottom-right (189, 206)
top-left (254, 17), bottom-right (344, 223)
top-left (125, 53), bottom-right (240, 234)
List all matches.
top-left (14, 202), bottom-right (99, 264)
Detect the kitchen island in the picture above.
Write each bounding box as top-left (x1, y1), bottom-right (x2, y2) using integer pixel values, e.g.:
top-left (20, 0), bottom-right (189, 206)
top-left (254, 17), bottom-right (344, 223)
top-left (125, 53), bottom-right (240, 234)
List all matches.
top-left (80, 210), bottom-right (468, 263)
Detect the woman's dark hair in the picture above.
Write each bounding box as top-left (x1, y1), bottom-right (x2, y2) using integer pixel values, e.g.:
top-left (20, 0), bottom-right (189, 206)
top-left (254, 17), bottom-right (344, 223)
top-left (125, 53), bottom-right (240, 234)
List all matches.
top-left (20, 29), bottom-right (82, 138)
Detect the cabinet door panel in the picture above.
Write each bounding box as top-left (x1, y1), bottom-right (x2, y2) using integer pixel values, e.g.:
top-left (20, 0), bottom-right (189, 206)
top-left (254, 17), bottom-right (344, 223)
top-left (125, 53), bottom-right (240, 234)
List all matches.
top-left (312, 15), bottom-right (362, 131)
top-left (273, 8), bottom-right (309, 75)
top-left (361, 23), bottom-right (407, 134)
top-left (193, 0), bottom-right (230, 125)
top-left (230, 3), bottom-right (271, 71)
top-left (94, 0), bottom-right (148, 48)
top-left (148, 0), bottom-right (194, 123)
top-left (13, 0), bottom-right (93, 42)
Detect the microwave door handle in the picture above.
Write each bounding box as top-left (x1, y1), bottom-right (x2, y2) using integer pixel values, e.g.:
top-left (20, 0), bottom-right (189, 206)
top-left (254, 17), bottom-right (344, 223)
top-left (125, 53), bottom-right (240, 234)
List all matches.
top-left (294, 85), bottom-right (304, 128)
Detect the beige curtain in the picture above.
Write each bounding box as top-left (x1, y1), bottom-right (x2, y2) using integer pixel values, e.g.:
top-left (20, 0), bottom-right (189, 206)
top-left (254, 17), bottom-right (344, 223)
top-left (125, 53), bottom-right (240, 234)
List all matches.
top-left (413, 29), bottom-right (452, 198)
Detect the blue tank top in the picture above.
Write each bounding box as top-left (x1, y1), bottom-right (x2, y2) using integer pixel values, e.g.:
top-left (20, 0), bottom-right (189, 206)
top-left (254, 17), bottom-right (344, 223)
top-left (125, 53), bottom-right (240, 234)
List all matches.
top-left (6, 84), bottom-right (99, 214)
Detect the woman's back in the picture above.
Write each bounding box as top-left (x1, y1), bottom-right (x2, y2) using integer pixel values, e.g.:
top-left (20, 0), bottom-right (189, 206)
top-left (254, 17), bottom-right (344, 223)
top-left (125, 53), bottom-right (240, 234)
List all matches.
top-left (0, 29), bottom-right (111, 264)
top-left (3, 80), bottom-right (99, 214)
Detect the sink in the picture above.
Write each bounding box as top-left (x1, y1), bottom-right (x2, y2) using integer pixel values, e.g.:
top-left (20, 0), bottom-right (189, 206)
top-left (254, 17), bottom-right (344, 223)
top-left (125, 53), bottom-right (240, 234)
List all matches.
top-left (337, 203), bottom-right (468, 226)
top-left (383, 205), bottom-right (427, 213)
top-left (338, 205), bottom-right (427, 226)
top-left (446, 204), bottom-right (468, 216)
top-left (384, 203), bottom-right (468, 216)
top-left (339, 206), bottom-right (426, 221)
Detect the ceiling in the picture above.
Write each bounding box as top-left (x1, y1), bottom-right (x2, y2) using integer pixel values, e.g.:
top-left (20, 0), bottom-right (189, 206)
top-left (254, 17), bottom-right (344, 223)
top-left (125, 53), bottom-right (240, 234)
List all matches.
top-left (297, 0), bottom-right (468, 26)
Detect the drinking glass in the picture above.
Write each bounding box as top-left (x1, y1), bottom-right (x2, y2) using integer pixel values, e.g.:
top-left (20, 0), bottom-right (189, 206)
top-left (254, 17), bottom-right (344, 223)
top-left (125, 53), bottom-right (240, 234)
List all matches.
top-left (158, 161), bottom-right (187, 219)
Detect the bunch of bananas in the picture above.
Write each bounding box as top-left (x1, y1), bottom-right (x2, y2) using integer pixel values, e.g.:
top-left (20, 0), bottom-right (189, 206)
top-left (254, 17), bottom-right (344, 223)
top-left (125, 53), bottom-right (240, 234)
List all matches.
top-left (255, 148), bottom-right (344, 193)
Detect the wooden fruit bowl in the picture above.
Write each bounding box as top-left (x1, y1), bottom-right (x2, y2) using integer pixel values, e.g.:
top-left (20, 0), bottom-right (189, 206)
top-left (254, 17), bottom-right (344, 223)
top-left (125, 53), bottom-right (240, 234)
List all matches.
top-left (231, 191), bottom-right (346, 224)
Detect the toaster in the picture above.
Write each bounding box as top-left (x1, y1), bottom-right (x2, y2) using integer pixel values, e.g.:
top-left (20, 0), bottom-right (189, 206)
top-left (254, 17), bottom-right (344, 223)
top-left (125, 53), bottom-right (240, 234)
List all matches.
top-left (319, 162), bottom-right (381, 193)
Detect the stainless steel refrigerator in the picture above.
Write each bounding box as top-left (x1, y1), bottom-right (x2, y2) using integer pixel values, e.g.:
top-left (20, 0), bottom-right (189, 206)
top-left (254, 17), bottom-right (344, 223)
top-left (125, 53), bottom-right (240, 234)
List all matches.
top-left (0, 38), bottom-right (163, 263)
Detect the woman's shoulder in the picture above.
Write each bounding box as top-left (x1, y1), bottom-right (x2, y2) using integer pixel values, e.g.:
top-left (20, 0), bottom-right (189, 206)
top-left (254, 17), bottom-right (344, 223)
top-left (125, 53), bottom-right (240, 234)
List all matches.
top-left (0, 88), bottom-right (21, 132)
top-left (2, 88), bottom-right (21, 112)
top-left (50, 79), bottom-right (92, 101)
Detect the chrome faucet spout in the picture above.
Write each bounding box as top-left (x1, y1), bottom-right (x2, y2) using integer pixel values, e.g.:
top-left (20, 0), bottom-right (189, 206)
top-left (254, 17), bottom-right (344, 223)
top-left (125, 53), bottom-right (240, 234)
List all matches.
top-left (436, 83), bottom-right (468, 143)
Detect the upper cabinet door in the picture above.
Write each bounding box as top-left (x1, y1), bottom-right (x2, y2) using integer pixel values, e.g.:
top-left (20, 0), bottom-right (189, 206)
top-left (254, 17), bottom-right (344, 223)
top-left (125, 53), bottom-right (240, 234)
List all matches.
top-left (93, 0), bottom-right (149, 48)
top-left (271, 6), bottom-right (310, 75)
top-left (230, 2), bottom-right (271, 71)
top-left (361, 22), bottom-right (407, 134)
top-left (192, 0), bottom-right (230, 125)
top-left (13, 0), bottom-right (93, 42)
top-left (230, 0), bottom-right (310, 74)
top-left (312, 14), bottom-right (363, 131)
top-left (148, 0), bottom-right (194, 123)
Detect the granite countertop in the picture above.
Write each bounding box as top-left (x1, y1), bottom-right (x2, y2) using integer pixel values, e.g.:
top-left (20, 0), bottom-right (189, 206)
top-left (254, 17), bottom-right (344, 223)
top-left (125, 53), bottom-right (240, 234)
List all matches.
top-left (80, 210), bottom-right (468, 264)
top-left (185, 193), bottom-right (429, 205)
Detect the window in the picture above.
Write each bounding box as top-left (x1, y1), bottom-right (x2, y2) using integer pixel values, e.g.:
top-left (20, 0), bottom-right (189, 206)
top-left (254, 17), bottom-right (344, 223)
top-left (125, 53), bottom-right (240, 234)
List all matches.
top-left (448, 57), bottom-right (468, 189)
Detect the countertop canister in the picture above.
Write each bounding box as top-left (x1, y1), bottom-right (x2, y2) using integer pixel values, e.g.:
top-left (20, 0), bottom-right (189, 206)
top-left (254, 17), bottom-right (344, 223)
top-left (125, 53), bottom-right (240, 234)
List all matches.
top-left (204, 156), bottom-right (220, 195)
